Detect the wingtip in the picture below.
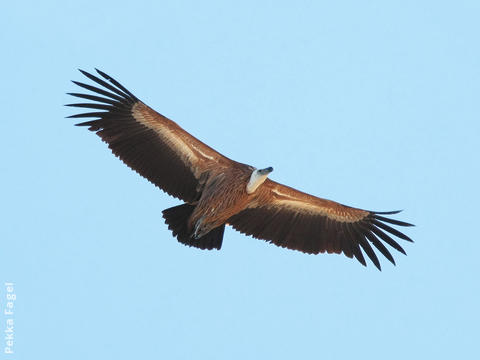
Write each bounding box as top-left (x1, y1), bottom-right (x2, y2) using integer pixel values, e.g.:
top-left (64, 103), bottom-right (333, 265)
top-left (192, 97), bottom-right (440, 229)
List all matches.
top-left (355, 255), bottom-right (367, 268)
top-left (374, 210), bottom-right (403, 215)
top-left (95, 68), bottom-right (109, 79)
top-left (360, 260), bottom-right (382, 271)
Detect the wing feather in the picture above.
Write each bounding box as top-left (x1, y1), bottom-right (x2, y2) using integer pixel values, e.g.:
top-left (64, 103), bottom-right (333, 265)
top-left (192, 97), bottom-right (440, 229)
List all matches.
top-left (228, 179), bottom-right (413, 270)
top-left (67, 69), bottom-right (234, 202)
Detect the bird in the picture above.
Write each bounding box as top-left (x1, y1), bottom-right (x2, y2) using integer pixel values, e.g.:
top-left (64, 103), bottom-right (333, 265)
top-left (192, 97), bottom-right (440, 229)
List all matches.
top-left (67, 69), bottom-right (413, 271)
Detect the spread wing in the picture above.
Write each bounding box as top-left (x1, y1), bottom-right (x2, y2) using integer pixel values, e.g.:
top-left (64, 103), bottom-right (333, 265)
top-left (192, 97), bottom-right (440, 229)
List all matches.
top-left (228, 179), bottom-right (414, 270)
top-left (67, 69), bottom-right (233, 202)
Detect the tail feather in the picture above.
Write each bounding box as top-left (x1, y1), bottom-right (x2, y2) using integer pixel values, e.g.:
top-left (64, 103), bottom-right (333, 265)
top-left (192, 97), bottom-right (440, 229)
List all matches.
top-left (162, 203), bottom-right (224, 250)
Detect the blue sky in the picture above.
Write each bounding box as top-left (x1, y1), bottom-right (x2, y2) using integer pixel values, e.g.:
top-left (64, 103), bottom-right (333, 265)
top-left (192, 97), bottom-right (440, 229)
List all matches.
top-left (2, 1), bottom-right (479, 359)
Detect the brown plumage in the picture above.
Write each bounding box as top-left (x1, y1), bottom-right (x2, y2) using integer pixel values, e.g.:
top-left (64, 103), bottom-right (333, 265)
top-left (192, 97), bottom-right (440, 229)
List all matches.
top-left (67, 69), bottom-right (414, 270)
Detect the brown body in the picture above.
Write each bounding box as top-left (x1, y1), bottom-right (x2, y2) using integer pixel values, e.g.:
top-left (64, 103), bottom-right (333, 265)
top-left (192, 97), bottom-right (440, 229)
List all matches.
top-left (67, 69), bottom-right (414, 270)
top-left (189, 166), bottom-right (253, 237)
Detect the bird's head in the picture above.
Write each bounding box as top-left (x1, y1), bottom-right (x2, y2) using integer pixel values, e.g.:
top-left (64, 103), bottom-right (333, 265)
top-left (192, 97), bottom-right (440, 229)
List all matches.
top-left (246, 167), bottom-right (274, 194)
top-left (257, 166), bottom-right (274, 176)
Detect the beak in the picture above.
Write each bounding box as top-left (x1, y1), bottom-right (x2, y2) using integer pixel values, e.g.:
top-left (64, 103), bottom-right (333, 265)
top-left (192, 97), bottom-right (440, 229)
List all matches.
top-left (259, 167), bottom-right (274, 175)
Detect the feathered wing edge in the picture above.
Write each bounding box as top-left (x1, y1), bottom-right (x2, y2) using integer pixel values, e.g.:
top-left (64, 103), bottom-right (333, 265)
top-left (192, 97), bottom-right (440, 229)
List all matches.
top-left (228, 183), bottom-right (414, 270)
top-left (66, 69), bottom-right (228, 202)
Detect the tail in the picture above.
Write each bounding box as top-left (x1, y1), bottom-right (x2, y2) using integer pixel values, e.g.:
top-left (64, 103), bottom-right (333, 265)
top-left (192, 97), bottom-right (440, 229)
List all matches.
top-left (162, 203), bottom-right (225, 250)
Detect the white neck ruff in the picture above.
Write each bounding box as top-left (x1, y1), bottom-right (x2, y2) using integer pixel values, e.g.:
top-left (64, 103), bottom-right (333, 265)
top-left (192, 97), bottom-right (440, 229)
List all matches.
top-left (246, 169), bottom-right (268, 194)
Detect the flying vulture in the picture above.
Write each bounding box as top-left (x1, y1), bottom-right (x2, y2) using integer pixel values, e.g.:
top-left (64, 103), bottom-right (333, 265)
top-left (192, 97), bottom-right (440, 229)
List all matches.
top-left (67, 69), bottom-right (413, 270)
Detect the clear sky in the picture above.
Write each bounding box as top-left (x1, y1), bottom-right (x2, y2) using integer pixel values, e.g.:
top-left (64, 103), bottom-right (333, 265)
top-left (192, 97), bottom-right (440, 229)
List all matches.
top-left (2, 1), bottom-right (479, 359)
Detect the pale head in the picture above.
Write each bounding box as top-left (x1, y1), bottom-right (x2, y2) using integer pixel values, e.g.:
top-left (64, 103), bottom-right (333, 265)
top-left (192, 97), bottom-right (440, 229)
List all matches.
top-left (246, 167), bottom-right (273, 194)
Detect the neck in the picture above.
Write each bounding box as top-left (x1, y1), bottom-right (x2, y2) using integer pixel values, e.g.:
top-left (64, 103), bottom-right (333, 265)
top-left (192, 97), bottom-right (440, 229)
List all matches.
top-left (246, 170), bottom-right (268, 194)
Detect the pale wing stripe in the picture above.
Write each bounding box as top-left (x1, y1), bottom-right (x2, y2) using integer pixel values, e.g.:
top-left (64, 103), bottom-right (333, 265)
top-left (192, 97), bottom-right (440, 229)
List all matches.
top-left (132, 102), bottom-right (222, 168)
top-left (131, 103), bottom-right (198, 163)
top-left (190, 143), bottom-right (216, 161)
top-left (271, 198), bottom-right (366, 223)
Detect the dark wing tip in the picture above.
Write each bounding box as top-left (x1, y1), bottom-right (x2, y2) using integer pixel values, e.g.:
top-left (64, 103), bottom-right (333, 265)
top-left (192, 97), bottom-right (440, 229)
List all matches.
top-left (371, 258), bottom-right (382, 271)
top-left (94, 68), bottom-right (138, 99)
top-left (350, 209), bottom-right (414, 269)
top-left (95, 68), bottom-right (108, 78)
top-left (78, 69), bottom-right (90, 77)
top-left (350, 225), bottom-right (382, 271)
top-left (373, 210), bottom-right (402, 215)
top-left (374, 214), bottom-right (415, 228)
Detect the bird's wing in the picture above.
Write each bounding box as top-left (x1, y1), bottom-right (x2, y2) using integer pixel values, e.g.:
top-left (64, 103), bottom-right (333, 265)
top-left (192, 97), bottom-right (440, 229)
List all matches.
top-left (228, 179), bottom-right (413, 270)
top-left (67, 69), bottom-right (234, 202)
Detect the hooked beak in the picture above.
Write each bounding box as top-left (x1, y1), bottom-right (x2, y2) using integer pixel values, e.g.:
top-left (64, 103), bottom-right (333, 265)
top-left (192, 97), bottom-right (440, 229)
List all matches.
top-left (258, 167), bottom-right (274, 175)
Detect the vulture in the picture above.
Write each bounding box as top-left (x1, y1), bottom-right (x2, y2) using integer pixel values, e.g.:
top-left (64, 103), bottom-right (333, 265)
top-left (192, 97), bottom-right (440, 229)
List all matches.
top-left (67, 69), bottom-right (413, 270)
